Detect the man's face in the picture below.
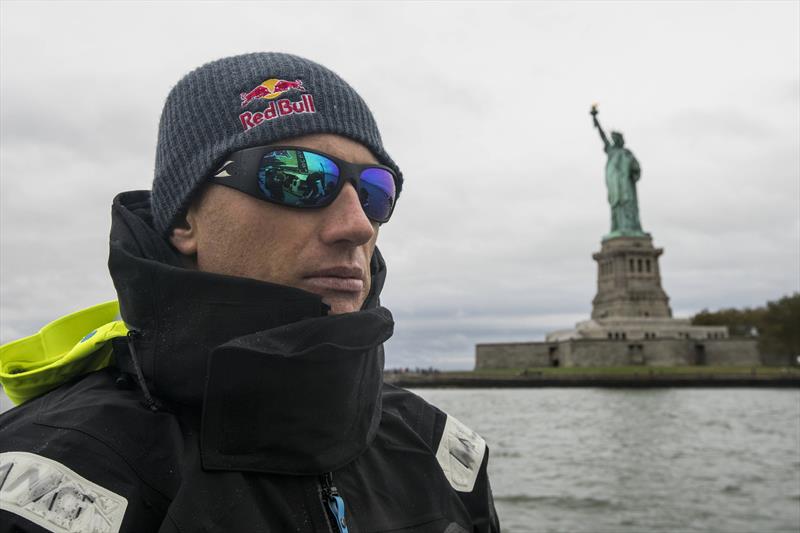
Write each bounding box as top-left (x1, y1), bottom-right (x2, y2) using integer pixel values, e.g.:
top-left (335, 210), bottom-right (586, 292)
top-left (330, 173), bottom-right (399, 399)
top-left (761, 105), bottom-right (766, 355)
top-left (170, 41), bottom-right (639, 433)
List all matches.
top-left (172, 133), bottom-right (380, 314)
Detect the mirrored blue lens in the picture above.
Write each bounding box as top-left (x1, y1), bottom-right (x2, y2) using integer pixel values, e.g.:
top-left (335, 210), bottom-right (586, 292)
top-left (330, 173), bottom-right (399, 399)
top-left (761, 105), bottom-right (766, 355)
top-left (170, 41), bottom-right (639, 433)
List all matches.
top-left (258, 150), bottom-right (339, 206)
top-left (359, 168), bottom-right (396, 222)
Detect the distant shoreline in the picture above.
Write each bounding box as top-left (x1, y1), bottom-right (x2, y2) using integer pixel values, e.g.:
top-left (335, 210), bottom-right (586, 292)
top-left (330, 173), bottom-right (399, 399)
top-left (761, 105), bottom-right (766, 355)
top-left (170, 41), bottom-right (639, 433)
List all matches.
top-left (385, 367), bottom-right (800, 388)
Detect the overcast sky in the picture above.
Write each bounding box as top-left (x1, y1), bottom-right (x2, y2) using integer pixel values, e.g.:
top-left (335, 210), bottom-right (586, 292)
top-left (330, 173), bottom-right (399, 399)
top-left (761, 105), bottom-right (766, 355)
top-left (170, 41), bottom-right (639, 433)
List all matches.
top-left (1, 1), bottom-right (798, 371)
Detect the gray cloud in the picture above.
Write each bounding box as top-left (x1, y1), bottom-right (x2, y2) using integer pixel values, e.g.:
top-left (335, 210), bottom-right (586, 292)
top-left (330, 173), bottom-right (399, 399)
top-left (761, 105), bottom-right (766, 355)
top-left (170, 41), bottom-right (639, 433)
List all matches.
top-left (1, 1), bottom-right (798, 369)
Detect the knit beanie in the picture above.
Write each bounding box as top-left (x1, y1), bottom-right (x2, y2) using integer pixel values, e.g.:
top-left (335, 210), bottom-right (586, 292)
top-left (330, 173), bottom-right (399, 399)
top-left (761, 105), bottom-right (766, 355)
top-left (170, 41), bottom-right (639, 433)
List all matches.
top-left (151, 52), bottom-right (402, 236)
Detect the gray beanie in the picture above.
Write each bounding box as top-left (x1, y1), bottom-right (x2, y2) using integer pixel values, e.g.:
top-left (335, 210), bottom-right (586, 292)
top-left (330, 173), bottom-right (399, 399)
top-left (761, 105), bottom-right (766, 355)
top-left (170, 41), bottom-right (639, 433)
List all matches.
top-left (151, 52), bottom-right (402, 236)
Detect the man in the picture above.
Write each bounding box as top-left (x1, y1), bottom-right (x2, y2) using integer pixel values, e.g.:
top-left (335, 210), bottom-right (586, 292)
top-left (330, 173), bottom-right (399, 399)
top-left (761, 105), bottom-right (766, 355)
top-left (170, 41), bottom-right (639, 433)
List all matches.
top-left (0, 53), bottom-right (500, 532)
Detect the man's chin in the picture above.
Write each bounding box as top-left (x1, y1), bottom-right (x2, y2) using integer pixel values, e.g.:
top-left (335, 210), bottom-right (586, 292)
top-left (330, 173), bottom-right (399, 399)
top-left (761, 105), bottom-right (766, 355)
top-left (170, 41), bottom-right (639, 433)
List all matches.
top-left (323, 293), bottom-right (367, 315)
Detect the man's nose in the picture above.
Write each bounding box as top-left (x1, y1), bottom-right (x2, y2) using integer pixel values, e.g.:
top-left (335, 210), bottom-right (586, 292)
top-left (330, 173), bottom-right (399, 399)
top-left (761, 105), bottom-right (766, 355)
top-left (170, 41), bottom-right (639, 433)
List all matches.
top-left (318, 183), bottom-right (375, 245)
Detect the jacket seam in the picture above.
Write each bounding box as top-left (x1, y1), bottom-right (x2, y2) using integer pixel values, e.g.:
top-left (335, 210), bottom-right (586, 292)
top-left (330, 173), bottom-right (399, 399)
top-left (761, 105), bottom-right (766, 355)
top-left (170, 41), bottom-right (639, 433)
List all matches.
top-left (33, 419), bottom-right (175, 503)
top-left (165, 510), bottom-right (185, 533)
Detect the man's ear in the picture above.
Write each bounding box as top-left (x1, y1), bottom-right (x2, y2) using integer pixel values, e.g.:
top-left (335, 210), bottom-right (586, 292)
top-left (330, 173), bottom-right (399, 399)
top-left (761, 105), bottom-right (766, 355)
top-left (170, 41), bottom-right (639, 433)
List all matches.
top-left (169, 210), bottom-right (199, 257)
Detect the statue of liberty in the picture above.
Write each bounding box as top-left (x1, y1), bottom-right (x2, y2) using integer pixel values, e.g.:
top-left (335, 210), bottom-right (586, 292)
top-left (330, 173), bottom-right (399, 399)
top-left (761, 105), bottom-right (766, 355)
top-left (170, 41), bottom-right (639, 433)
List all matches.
top-left (590, 105), bottom-right (646, 239)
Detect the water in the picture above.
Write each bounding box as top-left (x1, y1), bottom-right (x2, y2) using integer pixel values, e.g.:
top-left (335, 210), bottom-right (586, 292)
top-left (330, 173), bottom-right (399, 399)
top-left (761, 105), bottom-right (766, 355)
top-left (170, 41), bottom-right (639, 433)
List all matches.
top-left (410, 388), bottom-right (800, 533)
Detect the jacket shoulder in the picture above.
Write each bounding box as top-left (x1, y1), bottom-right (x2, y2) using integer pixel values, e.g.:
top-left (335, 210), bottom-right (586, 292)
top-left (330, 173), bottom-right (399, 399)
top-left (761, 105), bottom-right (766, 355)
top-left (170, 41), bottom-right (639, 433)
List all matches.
top-left (381, 382), bottom-right (446, 448)
top-left (0, 369), bottom-right (181, 532)
top-left (381, 384), bottom-right (487, 490)
top-left (380, 383), bottom-right (500, 532)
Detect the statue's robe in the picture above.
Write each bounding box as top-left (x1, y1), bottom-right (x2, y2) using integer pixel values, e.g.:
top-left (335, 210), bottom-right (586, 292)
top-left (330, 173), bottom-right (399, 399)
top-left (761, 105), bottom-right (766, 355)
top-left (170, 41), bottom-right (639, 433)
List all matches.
top-left (605, 145), bottom-right (642, 233)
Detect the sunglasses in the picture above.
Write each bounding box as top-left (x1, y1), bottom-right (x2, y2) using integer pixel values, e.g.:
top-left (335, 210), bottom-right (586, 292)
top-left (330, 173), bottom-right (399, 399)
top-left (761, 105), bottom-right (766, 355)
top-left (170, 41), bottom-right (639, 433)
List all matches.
top-left (209, 146), bottom-right (398, 223)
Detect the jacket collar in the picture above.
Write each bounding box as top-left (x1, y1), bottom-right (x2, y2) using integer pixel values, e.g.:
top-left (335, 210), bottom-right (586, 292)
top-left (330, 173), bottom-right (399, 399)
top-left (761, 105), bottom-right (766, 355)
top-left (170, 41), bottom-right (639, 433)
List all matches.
top-left (108, 190), bottom-right (393, 474)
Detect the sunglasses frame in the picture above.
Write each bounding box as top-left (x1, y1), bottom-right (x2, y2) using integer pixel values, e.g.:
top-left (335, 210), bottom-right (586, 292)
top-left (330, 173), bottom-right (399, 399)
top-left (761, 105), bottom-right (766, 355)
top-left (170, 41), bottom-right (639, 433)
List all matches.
top-left (209, 145), bottom-right (399, 223)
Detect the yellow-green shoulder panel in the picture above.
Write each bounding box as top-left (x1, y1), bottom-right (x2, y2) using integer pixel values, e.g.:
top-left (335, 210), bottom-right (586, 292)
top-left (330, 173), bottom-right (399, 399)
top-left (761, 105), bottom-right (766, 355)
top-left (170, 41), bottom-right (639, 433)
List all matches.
top-left (0, 301), bottom-right (128, 405)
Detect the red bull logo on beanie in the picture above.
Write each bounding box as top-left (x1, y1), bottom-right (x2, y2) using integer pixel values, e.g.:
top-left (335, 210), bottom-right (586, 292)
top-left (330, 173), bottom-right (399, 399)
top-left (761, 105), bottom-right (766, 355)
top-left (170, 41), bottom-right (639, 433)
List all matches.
top-left (240, 78), bottom-right (306, 106)
top-left (239, 78), bottom-right (316, 131)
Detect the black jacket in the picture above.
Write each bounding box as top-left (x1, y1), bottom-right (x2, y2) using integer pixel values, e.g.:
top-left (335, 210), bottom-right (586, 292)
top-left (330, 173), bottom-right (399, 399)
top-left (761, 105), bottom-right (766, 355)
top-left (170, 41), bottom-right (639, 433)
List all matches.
top-left (0, 191), bottom-right (500, 532)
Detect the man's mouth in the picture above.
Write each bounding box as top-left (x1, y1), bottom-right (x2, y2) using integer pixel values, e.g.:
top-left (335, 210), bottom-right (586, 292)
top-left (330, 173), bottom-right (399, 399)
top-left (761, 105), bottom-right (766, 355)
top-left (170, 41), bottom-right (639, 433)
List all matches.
top-left (302, 266), bottom-right (365, 293)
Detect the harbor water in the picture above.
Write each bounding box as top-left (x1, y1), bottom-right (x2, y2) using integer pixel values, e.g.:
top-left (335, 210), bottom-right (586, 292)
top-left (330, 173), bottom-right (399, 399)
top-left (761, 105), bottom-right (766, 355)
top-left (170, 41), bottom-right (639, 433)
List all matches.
top-left (410, 388), bottom-right (800, 533)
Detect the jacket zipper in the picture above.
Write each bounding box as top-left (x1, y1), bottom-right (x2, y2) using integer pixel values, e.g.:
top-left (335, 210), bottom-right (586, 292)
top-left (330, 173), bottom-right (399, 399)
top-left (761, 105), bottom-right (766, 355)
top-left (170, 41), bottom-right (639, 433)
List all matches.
top-left (320, 472), bottom-right (349, 533)
top-left (126, 330), bottom-right (162, 412)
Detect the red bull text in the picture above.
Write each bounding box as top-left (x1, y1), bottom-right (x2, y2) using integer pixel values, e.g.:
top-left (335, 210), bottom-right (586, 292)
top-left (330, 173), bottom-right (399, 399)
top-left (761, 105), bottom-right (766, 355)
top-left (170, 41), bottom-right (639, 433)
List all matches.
top-left (239, 93), bottom-right (317, 131)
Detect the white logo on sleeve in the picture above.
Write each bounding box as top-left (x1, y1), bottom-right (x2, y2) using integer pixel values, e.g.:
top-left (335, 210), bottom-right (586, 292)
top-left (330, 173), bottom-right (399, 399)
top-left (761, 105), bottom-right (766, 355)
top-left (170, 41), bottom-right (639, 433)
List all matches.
top-left (0, 451), bottom-right (128, 533)
top-left (434, 414), bottom-right (486, 492)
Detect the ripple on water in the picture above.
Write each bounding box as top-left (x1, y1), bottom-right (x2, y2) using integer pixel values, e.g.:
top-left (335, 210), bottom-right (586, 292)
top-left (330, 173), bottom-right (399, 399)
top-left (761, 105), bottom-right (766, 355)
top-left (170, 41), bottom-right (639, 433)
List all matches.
top-left (495, 450), bottom-right (523, 458)
top-left (496, 494), bottom-right (622, 511)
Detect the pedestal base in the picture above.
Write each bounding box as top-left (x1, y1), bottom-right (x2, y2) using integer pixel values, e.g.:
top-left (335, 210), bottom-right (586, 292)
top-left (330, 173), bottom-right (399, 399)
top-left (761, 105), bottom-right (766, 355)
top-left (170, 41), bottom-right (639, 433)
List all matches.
top-left (591, 235), bottom-right (672, 319)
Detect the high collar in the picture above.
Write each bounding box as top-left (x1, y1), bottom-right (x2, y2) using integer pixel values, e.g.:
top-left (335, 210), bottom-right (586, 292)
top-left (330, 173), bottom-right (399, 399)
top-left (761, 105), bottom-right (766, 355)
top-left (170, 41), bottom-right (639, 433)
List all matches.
top-left (108, 190), bottom-right (394, 474)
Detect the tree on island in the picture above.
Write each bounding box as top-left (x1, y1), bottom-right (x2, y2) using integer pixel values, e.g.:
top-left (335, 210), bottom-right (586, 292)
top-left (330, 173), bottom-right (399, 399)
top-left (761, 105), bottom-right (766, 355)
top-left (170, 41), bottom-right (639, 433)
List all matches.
top-left (692, 293), bottom-right (800, 364)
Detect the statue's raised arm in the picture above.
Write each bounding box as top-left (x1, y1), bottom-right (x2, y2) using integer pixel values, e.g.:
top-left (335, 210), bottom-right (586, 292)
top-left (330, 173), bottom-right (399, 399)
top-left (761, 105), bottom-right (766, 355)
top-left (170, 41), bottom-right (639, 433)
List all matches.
top-left (590, 104), bottom-right (610, 150)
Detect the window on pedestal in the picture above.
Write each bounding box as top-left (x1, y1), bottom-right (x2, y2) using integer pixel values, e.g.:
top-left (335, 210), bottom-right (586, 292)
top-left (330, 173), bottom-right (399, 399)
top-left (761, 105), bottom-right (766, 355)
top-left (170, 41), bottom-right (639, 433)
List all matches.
top-left (637, 259), bottom-right (643, 273)
top-left (629, 259), bottom-right (634, 272)
top-left (646, 259), bottom-right (651, 273)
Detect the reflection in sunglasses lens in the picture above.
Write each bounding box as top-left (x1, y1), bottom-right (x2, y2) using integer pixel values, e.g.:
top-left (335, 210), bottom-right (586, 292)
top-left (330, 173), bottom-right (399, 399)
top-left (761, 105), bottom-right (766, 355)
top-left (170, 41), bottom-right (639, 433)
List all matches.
top-left (259, 150), bottom-right (340, 207)
top-left (360, 168), bottom-right (396, 222)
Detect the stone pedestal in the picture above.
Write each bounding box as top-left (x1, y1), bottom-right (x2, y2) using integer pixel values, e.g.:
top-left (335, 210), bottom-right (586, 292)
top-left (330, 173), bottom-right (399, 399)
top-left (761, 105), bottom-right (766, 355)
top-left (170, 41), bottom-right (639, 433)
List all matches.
top-left (474, 231), bottom-right (762, 369)
top-left (591, 235), bottom-right (672, 319)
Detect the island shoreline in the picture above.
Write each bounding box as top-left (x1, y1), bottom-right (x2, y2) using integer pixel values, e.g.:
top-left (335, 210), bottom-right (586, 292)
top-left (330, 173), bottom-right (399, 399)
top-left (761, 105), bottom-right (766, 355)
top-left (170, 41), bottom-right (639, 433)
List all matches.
top-left (385, 369), bottom-right (800, 388)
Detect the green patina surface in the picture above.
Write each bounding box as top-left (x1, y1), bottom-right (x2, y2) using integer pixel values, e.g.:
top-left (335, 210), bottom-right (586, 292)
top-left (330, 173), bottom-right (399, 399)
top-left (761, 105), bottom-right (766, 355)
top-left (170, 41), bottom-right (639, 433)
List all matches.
top-left (591, 105), bottom-right (647, 240)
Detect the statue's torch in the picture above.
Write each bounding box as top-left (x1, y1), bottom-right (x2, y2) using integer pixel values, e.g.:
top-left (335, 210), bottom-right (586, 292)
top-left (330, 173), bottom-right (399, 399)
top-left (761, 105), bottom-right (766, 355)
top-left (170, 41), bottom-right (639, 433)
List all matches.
top-left (590, 102), bottom-right (599, 117)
